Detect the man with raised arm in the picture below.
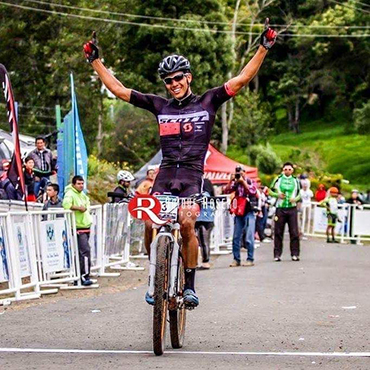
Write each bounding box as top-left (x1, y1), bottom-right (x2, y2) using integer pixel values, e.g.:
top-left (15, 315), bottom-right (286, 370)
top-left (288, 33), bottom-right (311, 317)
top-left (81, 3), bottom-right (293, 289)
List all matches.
top-left (83, 22), bottom-right (277, 308)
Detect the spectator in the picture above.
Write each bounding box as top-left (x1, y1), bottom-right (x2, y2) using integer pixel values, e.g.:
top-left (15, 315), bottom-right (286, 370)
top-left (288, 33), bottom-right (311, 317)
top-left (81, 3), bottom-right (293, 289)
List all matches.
top-left (364, 189), bottom-right (370, 204)
top-left (315, 184), bottom-right (327, 202)
top-left (63, 175), bottom-right (93, 286)
top-left (136, 168), bottom-right (156, 194)
top-left (23, 156), bottom-right (36, 202)
top-left (337, 193), bottom-right (346, 204)
top-left (0, 159), bottom-right (21, 200)
top-left (224, 165), bottom-right (257, 267)
top-left (255, 178), bottom-right (270, 243)
top-left (299, 179), bottom-right (313, 208)
top-left (195, 178), bottom-right (215, 270)
top-left (320, 187), bottom-right (340, 243)
top-left (347, 189), bottom-right (363, 206)
top-left (43, 183), bottom-right (63, 210)
top-left (109, 170), bottom-right (135, 203)
top-left (298, 179), bottom-right (313, 239)
top-left (269, 162), bottom-right (301, 262)
top-left (29, 136), bottom-right (56, 197)
top-left (347, 189), bottom-right (364, 244)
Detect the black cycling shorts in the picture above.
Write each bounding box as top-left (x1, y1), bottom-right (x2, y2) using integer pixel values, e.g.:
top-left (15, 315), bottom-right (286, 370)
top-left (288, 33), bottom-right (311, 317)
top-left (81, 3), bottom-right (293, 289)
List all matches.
top-left (151, 167), bottom-right (203, 197)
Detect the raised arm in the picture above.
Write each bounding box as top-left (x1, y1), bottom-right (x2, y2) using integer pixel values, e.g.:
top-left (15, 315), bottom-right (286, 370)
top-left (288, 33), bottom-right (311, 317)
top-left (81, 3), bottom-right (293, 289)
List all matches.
top-left (83, 32), bottom-right (131, 102)
top-left (226, 21), bottom-right (277, 95)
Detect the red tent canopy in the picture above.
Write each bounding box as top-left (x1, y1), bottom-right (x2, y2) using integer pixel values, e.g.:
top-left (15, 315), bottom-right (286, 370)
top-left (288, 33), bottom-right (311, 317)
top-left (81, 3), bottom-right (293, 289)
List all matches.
top-left (204, 145), bottom-right (258, 184)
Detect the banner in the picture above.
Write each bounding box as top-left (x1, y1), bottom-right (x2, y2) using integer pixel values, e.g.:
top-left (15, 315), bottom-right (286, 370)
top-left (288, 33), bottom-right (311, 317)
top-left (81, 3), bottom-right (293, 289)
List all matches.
top-left (13, 223), bottom-right (31, 277)
top-left (0, 64), bottom-right (25, 198)
top-left (71, 74), bottom-right (88, 189)
top-left (57, 74), bottom-right (88, 196)
top-left (353, 208), bottom-right (370, 236)
top-left (0, 226), bottom-right (9, 282)
top-left (40, 219), bottom-right (69, 273)
top-left (313, 206), bottom-right (348, 234)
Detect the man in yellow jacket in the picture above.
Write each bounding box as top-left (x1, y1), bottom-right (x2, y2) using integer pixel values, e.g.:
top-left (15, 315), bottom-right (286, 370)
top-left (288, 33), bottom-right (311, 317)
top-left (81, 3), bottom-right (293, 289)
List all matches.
top-left (63, 175), bottom-right (93, 286)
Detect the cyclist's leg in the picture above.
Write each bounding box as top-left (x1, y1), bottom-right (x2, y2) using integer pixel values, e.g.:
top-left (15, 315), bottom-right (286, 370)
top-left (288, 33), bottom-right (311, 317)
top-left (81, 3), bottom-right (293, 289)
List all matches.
top-left (179, 203), bottom-right (200, 307)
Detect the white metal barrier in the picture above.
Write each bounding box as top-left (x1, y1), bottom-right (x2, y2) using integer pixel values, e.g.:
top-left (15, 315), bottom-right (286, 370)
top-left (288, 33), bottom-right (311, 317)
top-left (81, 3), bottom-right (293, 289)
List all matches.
top-left (30, 209), bottom-right (81, 291)
top-left (210, 196), bottom-right (233, 255)
top-left (97, 203), bottom-right (144, 276)
top-left (302, 202), bottom-right (370, 243)
top-left (0, 199), bottom-right (43, 212)
top-left (0, 211), bottom-right (40, 305)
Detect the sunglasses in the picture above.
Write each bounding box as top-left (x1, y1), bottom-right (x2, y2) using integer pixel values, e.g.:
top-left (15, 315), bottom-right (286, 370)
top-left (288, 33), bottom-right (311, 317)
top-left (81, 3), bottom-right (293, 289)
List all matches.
top-left (163, 73), bottom-right (186, 85)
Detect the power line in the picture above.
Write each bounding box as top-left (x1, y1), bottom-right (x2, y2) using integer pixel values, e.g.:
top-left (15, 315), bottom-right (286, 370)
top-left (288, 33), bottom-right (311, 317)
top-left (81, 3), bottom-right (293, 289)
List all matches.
top-left (0, 1), bottom-right (369, 38)
top-left (23, 0), bottom-right (370, 29)
top-left (353, 0), bottom-right (370, 8)
top-left (0, 1), bottom-right (258, 36)
top-left (330, 0), bottom-right (370, 14)
top-left (352, 0), bottom-right (370, 8)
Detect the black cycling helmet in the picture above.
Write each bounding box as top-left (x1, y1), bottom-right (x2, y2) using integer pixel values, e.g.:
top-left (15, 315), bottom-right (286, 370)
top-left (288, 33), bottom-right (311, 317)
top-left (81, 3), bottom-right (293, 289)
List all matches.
top-left (158, 55), bottom-right (191, 79)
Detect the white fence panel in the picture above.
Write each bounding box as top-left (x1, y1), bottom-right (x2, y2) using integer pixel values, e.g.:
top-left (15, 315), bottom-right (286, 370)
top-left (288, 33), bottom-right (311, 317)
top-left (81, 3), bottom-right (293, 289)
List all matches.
top-left (2, 212), bottom-right (40, 304)
top-left (303, 202), bottom-right (370, 243)
top-left (210, 196), bottom-right (233, 255)
top-left (31, 209), bottom-right (80, 291)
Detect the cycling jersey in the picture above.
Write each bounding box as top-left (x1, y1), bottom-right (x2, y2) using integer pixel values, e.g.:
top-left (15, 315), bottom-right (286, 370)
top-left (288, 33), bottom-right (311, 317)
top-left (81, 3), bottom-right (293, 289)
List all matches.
top-left (270, 174), bottom-right (301, 208)
top-left (129, 84), bottom-right (234, 173)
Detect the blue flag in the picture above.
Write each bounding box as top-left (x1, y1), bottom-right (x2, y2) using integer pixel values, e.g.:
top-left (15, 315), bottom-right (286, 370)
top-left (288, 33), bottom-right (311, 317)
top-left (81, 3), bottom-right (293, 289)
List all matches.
top-left (70, 74), bottom-right (88, 189)
top-left (57, 74), bottom-right (88, 197)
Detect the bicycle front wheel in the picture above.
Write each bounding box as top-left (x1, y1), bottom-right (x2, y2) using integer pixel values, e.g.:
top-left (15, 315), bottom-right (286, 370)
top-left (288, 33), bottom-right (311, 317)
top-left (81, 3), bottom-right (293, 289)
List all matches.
top-left (153, 235), bottom-right (170, 356)
top-left (169, 258), bottom-right (186, 348)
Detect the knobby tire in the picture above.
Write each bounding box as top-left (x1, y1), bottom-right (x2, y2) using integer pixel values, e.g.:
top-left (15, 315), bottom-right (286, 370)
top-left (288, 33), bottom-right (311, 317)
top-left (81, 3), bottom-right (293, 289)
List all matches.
top-left (153, 236), bottom-right (170, 356)
top-left (169, 256), bottom-right (186, 349)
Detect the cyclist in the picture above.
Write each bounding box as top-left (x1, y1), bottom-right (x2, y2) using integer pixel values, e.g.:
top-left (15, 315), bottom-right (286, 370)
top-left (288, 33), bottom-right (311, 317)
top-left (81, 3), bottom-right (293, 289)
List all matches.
top-left (83, 24), bottom-right (277, 307)
top-left (110, 170), bottom-right (135, 203)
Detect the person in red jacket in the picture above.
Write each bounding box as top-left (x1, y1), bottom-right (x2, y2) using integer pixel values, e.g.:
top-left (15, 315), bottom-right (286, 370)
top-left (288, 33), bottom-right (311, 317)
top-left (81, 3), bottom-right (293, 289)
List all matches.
top-left (315, 184), bottom-right (327, 202)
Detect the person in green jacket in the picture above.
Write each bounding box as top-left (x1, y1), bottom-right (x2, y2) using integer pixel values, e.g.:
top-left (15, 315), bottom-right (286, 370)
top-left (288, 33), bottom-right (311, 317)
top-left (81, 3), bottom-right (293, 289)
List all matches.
top-left (63, 175), bottom-right (93, 286)
top-left (269, 162), bottom-right (301, 262)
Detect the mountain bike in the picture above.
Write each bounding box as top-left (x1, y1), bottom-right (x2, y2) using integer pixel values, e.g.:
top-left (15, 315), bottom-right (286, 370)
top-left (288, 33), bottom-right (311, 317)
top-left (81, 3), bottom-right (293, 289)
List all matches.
top-left (148, 194), bottom-right (187, 356)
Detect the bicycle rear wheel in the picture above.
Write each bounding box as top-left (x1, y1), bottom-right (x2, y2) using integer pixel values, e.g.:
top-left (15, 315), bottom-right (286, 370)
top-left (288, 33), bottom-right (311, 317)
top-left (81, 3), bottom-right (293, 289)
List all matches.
top-left (169, 254), bottom-right (186, 348)
top-left (153, 235), bottom-right (170, 356)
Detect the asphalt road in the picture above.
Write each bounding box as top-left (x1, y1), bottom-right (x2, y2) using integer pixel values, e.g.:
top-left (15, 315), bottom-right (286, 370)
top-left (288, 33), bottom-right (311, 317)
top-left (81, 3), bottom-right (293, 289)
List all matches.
top-left (0, 237), bottom-right (369, 369)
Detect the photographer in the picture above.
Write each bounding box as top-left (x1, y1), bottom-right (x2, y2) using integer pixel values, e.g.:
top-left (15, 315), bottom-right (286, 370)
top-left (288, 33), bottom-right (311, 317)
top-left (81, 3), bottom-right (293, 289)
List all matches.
top-left (224, 166), bottom-right (258, 267)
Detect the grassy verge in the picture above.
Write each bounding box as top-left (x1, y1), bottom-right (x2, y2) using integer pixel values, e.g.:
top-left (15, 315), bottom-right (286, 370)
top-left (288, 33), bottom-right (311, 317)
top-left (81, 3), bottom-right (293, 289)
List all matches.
top-left (227, 119), bottom-right (369, 191)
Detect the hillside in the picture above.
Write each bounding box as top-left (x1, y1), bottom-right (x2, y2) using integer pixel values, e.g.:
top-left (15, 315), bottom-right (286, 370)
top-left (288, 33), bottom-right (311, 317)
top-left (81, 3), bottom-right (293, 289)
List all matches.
top-left (228, 119), bottom-right (369, 190)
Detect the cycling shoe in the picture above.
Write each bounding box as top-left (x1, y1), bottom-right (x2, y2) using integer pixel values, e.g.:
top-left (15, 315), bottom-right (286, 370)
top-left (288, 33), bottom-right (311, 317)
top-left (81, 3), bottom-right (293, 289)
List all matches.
top-left (183, 289), bottom-right (199, 308)
top-left (145, 291), bottom-right (154, 305)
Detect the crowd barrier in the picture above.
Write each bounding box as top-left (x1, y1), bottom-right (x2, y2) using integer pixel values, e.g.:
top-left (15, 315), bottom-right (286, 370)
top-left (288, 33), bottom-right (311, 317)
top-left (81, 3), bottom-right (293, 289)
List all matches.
top-left (301, 202), bottom-right (370, 243)
top-left (210, 195), bottom-right (233, 255)
top-left (0, 208), bottom-right (81, 305)
top-left (0, 202), bottom-right (143, 305)
top-left (2, 198), bottom-right (368, 306)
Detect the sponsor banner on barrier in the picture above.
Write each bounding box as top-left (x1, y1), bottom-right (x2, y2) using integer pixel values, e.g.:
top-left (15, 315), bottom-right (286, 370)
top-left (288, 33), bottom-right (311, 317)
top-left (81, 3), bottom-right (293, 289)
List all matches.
top-left (40, 220), bottom-right (68, 273)
top-left (13, 223), bottom-right (31, 277)
top-left (90, 216), bottom-right (98, 265)
top-left (313, 206), bottom-right (347, 234)
top-left (353, 209), bottom-right (370, 236)
top-left (0, 226), bottom-right (9, 282)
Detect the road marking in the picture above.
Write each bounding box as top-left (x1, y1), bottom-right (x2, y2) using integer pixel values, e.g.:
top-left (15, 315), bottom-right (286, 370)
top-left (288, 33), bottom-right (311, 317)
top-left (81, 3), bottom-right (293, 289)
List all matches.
top-left (0, 348), bottom-right (369, 357)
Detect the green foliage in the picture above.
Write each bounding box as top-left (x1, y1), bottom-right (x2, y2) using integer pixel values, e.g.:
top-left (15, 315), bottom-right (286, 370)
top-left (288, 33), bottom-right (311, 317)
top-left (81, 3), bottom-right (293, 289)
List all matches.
top-left (248, 143), bottom-right (281, 175)
top-left (87, 154), bottom-right (131, 203)
top-left (101, 101), bottom-right (159, 169)
top-left (270, 119), bottom-right (370, 187)
top-left (353, 101), bottom-right (370, 134)
top-left (231, 90), bottom-right (271, 148)
top-left (227, 143), bottom-right (280, 175)
top-left (0, 0), bottom-right (368, 186)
